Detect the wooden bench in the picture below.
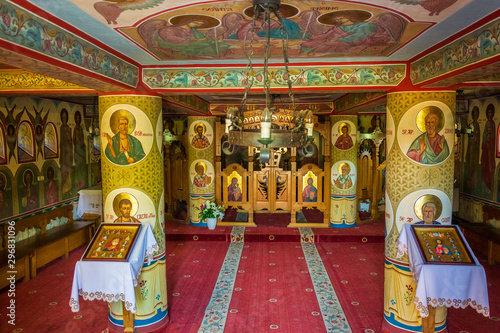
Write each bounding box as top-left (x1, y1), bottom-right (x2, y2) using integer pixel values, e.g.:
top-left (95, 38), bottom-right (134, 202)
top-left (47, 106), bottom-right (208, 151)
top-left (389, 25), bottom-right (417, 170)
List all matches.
top-left (0, 205), bottom-right (95, 289)
top-left (454, 215), bottom-right (500, 265)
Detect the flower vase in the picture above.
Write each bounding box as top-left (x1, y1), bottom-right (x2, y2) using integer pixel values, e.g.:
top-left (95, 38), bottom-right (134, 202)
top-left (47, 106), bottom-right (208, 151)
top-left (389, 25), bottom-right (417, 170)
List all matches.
top-left (206, 217), bottom-right (217, 230)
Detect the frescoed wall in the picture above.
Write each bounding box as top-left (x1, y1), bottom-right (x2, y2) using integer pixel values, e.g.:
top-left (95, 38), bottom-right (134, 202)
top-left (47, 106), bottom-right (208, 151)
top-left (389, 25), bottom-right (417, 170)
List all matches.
top-left (456, 95), bottom-right (500, 225)
top-left (0, 96), bottom-right (100, 221)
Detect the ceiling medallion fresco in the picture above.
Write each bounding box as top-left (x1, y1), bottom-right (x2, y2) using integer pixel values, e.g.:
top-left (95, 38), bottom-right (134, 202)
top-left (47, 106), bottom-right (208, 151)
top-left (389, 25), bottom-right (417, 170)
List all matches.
top-left (113, 1), bottom-right (433, 61)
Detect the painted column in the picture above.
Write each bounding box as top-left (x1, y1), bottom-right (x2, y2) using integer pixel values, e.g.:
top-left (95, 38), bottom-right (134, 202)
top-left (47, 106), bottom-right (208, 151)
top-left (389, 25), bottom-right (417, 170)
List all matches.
top-left (383, 91), bottom-right (455, 332)
top-left (99, 94), bottom-right (168, 331)
top-left (188, 116), bottom-right (216, 226)
top-left (330, 115), bottom-right (357, 228)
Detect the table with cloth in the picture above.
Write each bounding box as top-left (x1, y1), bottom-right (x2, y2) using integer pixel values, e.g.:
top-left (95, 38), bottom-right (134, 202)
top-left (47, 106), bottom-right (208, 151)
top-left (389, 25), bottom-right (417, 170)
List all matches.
top-left (76, 185), bottom-right (103, 218)
top-left (69, 224), bottom-right (158, 315)
top-left (396, 223), bottom-right (489, 325)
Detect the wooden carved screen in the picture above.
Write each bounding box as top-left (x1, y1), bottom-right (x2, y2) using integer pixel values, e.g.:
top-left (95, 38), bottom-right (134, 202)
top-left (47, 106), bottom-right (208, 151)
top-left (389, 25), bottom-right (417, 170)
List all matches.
top-left (254, 166), bottom-right (291, 212)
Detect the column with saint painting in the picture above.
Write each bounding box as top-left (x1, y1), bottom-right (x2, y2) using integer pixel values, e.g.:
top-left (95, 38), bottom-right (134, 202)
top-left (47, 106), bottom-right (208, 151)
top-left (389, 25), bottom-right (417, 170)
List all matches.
top-left (188, 116), bottom-right (216, 226)
top-left (330, 115), bottom-right (358, 228)
top-left (383, 91), bottom-right (455, 332)
top-left (99, 94), bottom-right (168, 331)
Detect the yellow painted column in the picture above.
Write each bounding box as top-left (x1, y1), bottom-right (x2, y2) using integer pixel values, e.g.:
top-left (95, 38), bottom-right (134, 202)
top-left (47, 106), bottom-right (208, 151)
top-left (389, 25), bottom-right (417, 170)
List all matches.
top-left (99, 94), bottom-right (168, 331)
top-left (330, 115), bottom-right (358, 228)
top-left (383, 91), bottom-right (455, 332)
top-left (187, 116), bottom-right (216, 226)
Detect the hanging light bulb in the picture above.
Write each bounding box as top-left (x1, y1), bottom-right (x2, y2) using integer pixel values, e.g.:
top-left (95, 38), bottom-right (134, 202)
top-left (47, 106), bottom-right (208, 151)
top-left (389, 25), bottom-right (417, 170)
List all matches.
top-left (304, 110), bottom-right (314, 139)
top-left (259, 107), bottom-right (273, 145)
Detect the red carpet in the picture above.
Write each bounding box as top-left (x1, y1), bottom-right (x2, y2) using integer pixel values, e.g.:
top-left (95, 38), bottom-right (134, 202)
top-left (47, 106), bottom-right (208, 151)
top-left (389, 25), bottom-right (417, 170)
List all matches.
top-left (224, 242), bottom-right (326, 332)
top-left (1, 219), bottom-right (499, 332)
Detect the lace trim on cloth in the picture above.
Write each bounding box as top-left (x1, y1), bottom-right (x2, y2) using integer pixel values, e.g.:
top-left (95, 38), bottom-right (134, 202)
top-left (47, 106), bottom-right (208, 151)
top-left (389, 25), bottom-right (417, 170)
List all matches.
top-left (395, 240), bottom-right (407, 259)
top-left (131, 244), bottom-right (160, 285)
top-left (72, 289), bottom-right (138, 313)
top-left (414, 296), bottom-right (490, 318)
top-left (145, 243), bottom-right (159, 265)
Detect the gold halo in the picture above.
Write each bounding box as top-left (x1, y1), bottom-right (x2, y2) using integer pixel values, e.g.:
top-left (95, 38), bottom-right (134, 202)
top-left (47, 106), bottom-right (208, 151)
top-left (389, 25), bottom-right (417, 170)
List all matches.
top-left (337, 123), bottom-right (351, 135)
top-left (228, 171), bottom-right (242, 189)
top-left (337, 162), bottom-right (351, 174)
top-left (243, 3), bottom-right (299, 19)
top-left (195, 161), bottom-right (207, 173)
top-left (303, 171), bottom-right (317, 189)
top-left (318, 10), bottom-right (373, 26)
top-left (414, 195), bottom-right (442, 221)
top-left (169, 15), bottom-right (220, 29)
top-left (415, 106), bottom-right (445, 134)
top-left (109, 110), bottom-right (136, 135)
top-left (194, 122), bottom-right (206, 134)
top-left (112, 193), bottom-right (139, 218)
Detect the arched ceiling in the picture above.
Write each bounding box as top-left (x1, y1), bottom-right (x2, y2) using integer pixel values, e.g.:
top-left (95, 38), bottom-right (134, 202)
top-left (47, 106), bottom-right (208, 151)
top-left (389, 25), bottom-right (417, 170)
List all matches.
top-left (0, 0), bottom-right (499, 115)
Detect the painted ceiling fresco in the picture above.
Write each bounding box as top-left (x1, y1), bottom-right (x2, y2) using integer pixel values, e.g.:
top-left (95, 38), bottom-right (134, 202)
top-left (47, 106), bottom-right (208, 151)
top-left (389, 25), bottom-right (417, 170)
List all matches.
top-left (119, 1), bottom-right (430, 61)
top-left (51, 0), bottom-right (483, 64)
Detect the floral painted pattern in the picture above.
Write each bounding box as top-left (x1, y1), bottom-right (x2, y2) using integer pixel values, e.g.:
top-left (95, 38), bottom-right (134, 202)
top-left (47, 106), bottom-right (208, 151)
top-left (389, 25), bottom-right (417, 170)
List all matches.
top-left (143, 65), bottom-right (405, 90)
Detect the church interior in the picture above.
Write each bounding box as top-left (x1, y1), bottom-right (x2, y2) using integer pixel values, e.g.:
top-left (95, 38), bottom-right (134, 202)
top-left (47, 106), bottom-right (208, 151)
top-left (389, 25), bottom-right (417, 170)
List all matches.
top-left (1, 0), bottom-right (500, 332)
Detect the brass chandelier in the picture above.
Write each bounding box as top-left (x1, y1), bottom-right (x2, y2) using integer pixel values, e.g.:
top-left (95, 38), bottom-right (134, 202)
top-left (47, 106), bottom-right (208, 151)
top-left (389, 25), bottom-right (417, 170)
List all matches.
top-left (224, 0), bottom-right (314, 164)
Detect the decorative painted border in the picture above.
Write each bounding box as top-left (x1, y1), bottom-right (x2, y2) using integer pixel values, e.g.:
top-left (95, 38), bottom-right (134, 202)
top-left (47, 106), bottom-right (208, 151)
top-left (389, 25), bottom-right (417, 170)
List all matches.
top-left (410, 18), bottom-right (500, 85)
top-left (334, 92), bottom-right (386, 113)
top-left (0, 69), bottom-right (90, 90)
top-left (164, 95), bottom-right (209, 114)
top-left (143, 65), bottom-right (406, 90)
top-left (0, 1), bottom-right (139, 87)
top-left (210, 102), bottom-right (333, 115)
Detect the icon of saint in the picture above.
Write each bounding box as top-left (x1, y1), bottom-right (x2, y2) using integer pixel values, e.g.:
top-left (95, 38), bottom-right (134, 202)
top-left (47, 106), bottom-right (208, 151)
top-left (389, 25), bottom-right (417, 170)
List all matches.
top-left (302, 177), bottom-right (317, 202)
top-left (407, 111), bottom-right (449, 164)
top-left (104, 113), bottom-right (145, 165)
top-left (334, 124), bottom-right (353, 150)
top-left (191, 123), bottom-right (210, 149)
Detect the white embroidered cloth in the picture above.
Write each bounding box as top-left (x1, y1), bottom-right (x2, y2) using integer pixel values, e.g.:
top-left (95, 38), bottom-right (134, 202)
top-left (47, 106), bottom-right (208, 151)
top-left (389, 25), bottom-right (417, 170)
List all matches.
top-left (396, 223), bottom-right (489, 318)
top-left (69, 224), bottom-right (158, 313)
top-left (76, 185), bottom-right (103, 217)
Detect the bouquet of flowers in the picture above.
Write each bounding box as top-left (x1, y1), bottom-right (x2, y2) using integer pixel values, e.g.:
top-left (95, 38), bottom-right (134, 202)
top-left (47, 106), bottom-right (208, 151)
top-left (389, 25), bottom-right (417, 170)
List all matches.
top-left (196, 200), bottom-right (225, 221)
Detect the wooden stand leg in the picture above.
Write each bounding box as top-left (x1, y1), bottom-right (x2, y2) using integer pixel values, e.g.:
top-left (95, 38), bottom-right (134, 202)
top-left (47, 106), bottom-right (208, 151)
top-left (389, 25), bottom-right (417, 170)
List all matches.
top-left (122, 302), bottom-right (135, 333)
top-left (421, 305), bottom-right (436, 333)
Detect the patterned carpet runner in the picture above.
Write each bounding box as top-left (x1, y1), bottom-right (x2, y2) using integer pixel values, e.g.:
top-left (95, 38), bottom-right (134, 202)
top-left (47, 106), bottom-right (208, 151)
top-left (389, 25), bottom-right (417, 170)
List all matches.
top-left (302, 243), bottom-right (352, 332)
top-left (196, 226), bottom-right (352, 332)
top-left (197, 242), bottom-right (244, 332)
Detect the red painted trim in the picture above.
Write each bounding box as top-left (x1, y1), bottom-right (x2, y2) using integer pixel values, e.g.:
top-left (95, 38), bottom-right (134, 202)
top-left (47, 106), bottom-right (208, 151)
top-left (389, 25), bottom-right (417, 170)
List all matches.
top-left (143, 61), bottom-right (406, 69)
top-left (409, 8), bottom-right (500, 63)
top-left (9, 0), bottom-right (141, 67)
